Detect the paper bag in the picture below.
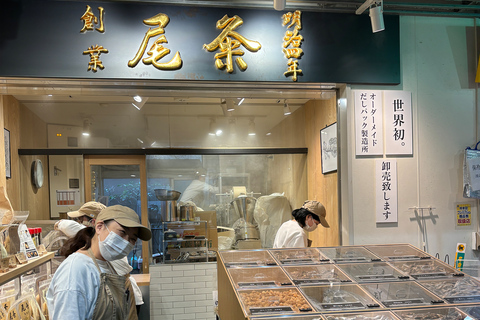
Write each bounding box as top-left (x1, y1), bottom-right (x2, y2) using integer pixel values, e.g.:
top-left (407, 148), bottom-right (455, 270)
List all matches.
top-left (0, 187), bottom-right (14, 225)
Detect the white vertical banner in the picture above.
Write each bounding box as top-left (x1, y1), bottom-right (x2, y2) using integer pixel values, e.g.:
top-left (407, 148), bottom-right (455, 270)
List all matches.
top-left (354, 90), bottom-right (384, 156)
top-left (376, 159), bottom-right (398, 223)
top-left (384, 91), bottom-right (413, 155)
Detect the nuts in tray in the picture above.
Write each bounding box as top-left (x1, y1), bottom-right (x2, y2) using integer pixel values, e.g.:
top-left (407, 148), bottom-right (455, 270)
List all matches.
top-left (239, 289), bottom-right (310, 311)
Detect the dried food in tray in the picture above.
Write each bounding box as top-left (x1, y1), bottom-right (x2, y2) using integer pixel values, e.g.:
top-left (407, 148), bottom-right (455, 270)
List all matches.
top-left (227, 266), bottom-right (293, 289)
top-left (219, 249), bottom-right (276, 268)
top-left (238, 288), bottom-right (313, 316)
top-left (390, 260), bottom-right (462, 280)
top-left (248, 314), bottom-right (324, 320)
top-left (318, 246), bottom-right (382, 264)
top-left (283, 264), bottom-right (352, 285)
top-left (323, 311), bottom-right (399, 320)
top-left (418, 277), bottom-right (480, 304)
top-left (300, 284), bottom-right (380, 312)
top-left (360, 281), bottom-right (442, 308)
top-left (337, 262), bottom-right (410, 283)
top-left (457, 304), bottom-right (480, 318)
top-left (269, 248), bottom-right (330, 265)
top-left (392, 307), bottom-right (469, 320)
top-left (364, 244), bottom-right (431, 262)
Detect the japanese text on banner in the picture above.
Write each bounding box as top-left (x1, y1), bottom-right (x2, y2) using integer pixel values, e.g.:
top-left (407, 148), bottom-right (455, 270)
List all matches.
top-left (376, 159), bottom-right (398, 223)
top-left (354, 90), bottom-right (384, 156)
top-left (384, 91), bottom-right (413, 155)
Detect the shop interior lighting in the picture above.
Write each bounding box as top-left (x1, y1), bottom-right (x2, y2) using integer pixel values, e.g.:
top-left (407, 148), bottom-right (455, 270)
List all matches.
top-left (274, 0), bottom-right (286, 11)
top-left (221, 100), bottom-right (229, 116)
top-left (82, 119), bottom-right (91, 136)
top-left (227, 99), bottom-right (235, 111)
top-left (248, 119), bottom-right (256, 136)
top-left (355, 0), bottom-right (385, 33)
top-left (132, 96), bottom-right (148, 110)
top-left (283, 99), bottom-right (292, 116)
top-left (237, 98), bottom-right (245, 106)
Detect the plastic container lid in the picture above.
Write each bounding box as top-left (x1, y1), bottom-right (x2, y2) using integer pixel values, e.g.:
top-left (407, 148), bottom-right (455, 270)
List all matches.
top-left (28, 228), bottom-right (35, 235)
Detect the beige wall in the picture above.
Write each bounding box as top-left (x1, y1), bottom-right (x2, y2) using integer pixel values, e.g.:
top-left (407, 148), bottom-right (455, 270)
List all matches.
top-left (305, 98), bottom-right (339, 247)
top-left (1, 95), bottom-right (50, 220)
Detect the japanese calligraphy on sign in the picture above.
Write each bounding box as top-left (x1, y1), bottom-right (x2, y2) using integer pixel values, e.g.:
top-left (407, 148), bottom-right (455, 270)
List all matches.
top-left (204, 15), bottom-right (261, 73)
top-left (83, 45), bottom-right (108, 72)
top-left (80, 5), bottom-right (105, 33)
top-left (376, 159), bottom-right (397, 223)
top-left (81, 5), bottom-right (108, 72)
top-left (282, 10), bottom-right (303, 81)
top-left (129, 13), bottom-right (182, 70)
top-left (354, 90), bottom-right (384, 155)
top-left (384, 91), bottom-right (412, 155)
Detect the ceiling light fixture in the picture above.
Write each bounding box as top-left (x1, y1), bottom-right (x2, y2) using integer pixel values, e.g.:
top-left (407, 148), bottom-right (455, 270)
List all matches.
top-left (248, 119), bottom-right (256, 136)
top-left (82, 119), bottom-right (91, 136)
top-left (132, 96), bottom-right (148, 110)
top-left (283, 99), bottom-right (292, 116)
top-left (355, 0), bottom-right (385, 33)
top-left (274, 0), bottom-right (286, 11)
top-left (226, 99), bottom-right (235, 112)
top-left (237, 98), bottom-right (245, 106)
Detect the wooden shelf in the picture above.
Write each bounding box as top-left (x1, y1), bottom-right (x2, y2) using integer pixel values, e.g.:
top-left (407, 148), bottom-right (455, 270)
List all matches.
top-left (0, 252), bottom-right (55, 286)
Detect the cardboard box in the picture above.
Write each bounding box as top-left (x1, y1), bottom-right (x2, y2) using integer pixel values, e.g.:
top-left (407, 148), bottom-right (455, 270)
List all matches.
top-left (195, 211), bottom-right (218, 251)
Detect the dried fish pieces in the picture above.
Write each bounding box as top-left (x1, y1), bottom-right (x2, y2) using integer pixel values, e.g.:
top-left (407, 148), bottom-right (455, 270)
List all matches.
top-left (394, 310), bottom-right (464, 320)
top-left (420, 278), bottom-right (480, 297)
top-left (325, 315), bottom-right (394, 320)
top-left (239, 289), bottom-right (310, 312)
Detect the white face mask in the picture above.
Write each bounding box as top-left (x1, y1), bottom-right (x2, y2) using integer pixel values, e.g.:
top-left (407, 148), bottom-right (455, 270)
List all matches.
top-left (98, 225), bottom-right (134, 261)
top-left (303, 217), bottom-right (318, 232)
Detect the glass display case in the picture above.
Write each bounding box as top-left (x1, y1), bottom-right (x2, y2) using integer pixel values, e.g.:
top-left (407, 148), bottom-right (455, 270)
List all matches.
top-left (219, 249), bottom-right (277, 268)
top-left (389, 260), bottom-right (463, 280)
top-left (360, 281), bottom-right (443, 308)
top-left (161, 221), bottom-right (208, 263)
top-left (392, 307), bottom-right (469, 319)
top-left (249, 314), bottom-right (324, 320)
top-left (227, 267), bottom-right (293, 289)
top-left (237, 287), bottom-right (313, 316)
top-left (269, 248), bottom-right (330, 265)
top-left (299, 284), bottom-right (381, 312)
top-left (337, 262), bottom-right (410, 283)
top-left (418, 277), bottom-right (480, 304)
top-left (283, 264), bottom-right (352, 286)
top-left (318, 246), bottom-right (382, 264)
top-left (365, 244), bottom-right (431, 262)
top-left (458, 304), bottom-right (480, 318)
top-left (323, 311), bottom-right (400, 320)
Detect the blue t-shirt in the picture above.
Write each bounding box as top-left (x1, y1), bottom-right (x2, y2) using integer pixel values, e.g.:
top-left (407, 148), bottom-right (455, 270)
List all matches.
top-left (46, 252), bottom-right (111, 320)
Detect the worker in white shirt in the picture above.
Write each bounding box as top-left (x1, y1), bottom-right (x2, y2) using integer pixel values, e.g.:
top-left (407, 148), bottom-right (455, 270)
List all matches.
top-left (273, 200), bottom-right (329, 248)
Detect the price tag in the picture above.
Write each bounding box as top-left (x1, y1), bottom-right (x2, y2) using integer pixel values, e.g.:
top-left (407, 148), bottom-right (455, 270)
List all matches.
top-left (249, 306), bottom-right (293, 315)
top-left (444, 296), bottom-right (480, 303)
top-left (321, 302), bottom-right (364, 310)
top-left (19, 301), bottom-right (30, 320)
top-left (382, 299), bottom-right (425, 307)
top-left (8, 308), bottom-right (19, 320)
top-left (237, 281), bottom-right (276, 288)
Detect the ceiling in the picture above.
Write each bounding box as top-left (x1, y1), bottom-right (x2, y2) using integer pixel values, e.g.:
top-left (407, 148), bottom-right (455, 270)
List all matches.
top-left (5, 0), bottom-right (480, 148)
top-left (99, 0), bottom-right (480, 17)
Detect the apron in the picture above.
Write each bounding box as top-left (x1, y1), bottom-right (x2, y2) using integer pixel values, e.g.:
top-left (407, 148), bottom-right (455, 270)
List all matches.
top-left (87, 249), bottom-right (135, 320)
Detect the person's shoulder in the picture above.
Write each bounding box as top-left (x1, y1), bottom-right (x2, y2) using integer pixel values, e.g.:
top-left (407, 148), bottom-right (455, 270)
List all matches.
top-left (58, 252), bottom-right (97, 274)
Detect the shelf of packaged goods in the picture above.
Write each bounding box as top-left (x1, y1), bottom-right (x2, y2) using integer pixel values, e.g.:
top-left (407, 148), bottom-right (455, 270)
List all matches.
top-left (0, 252), bottom-right (54, 287)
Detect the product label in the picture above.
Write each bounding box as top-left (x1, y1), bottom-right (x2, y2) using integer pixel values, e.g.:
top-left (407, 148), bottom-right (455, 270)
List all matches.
top-left (225, 262), bottom-right (258, 267)
top-left (294, 279), bottom-right (333, 285)
top-left (382, 298), bottom-right (425, 307)
top-left (444, 296), bottom-right (480, 303)
top-left (321, 302), bottom-right (365, 310)
top-left (387, 255), bottom-right (421, 260)
top-left (357, 275), bottom-right (396, 281)
top-left (280, 259), bottom-right (315, 265)
top-left (238, 281), bottom-right (276, 288)
top-left (411, 273), bottom-right (447, 279)
top-left (249, 306), bottom-right (293, 315)
top-left (334, 257), bottom-right (367, 263)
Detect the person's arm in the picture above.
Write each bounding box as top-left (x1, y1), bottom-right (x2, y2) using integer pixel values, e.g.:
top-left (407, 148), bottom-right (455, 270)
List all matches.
top-left (55, 220), bottom-right (86, 238)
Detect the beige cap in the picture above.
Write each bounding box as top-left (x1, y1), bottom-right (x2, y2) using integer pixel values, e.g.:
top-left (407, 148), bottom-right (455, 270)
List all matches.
top-left (68, 201), bottom-right (106, 219)
top-left (302, 200), bottom-right (330, 228)
top-left (97, 205), bottom-right (151, 241)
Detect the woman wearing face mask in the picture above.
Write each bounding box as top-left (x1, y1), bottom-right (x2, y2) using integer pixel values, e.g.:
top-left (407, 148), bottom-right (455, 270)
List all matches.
top-left (46, 205), bottom-right (151, 320)
top-left (273, 200), bottom-right (329, 248)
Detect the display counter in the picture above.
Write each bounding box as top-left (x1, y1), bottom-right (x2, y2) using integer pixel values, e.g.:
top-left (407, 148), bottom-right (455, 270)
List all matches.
top-left (217, 244), bottom-right (480, 319)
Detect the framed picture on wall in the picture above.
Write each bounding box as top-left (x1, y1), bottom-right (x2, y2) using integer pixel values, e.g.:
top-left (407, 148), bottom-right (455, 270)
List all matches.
top-left (320, 122), bottom-right (337, 174)
top-left (4, 129), bottom-right (10, 179)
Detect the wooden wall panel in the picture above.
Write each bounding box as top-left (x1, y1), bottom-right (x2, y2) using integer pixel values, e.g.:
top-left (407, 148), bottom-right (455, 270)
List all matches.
top-left (305, 97), bottom-right (339, 247)
top-left (3, 95), bottom-right (21, 211)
